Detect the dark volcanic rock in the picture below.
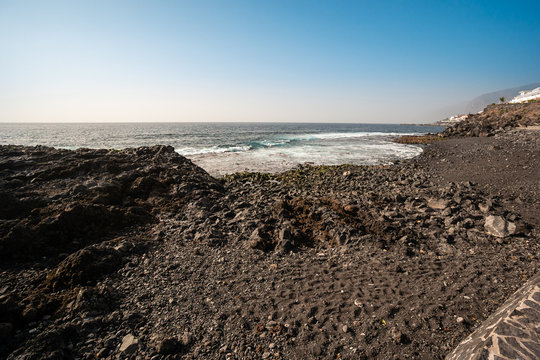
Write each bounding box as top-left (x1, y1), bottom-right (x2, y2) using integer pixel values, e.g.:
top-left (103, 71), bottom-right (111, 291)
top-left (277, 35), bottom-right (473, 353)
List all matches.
top-left (0, 145), bottom-right (223, 261)
top-left (1, 127), bottom-right (539, 360)
top-left (443, 102), bottom-right (540, 137)
top-left (43, 242), bottom-right (124, 291)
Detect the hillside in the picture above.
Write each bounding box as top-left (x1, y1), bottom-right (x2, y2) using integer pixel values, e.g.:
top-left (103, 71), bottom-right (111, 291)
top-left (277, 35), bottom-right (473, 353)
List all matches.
top-left (464, 82), bottom-right (540, 113)
top-left (443, 102), bottom-right (540, 137)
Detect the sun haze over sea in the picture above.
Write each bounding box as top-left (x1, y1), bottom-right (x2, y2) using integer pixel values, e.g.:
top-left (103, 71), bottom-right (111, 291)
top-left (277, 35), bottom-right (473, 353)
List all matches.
top-left (1, 0), bottom-right (539, 123)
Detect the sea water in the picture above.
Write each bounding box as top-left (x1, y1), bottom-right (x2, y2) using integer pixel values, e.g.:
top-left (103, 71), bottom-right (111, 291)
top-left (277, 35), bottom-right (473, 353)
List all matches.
top-left (0, 122), bottom-right (442, 175)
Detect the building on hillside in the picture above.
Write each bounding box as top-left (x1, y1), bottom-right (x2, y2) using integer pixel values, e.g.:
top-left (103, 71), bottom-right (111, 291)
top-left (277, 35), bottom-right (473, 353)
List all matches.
top-left (509, 87), bottom-right (540, 103)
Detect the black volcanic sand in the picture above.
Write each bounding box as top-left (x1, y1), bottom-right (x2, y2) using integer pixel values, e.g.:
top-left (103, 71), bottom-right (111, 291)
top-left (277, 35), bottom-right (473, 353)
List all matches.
top-left (0, 130), bottom-right (539, 359)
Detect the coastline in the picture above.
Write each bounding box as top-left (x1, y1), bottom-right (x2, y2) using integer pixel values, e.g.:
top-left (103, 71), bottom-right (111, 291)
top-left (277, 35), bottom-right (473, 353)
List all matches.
top-left (0, 107), bottom-right (539, 358)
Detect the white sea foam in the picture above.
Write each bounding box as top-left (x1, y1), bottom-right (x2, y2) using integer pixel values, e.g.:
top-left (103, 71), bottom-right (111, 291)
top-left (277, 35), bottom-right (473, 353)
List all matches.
top-left (176, 145), bottom-right (251, 155)
top-left (190, 138), bottom-right (424, 176)
top-left (257, 139), bottom-right (291, 147)
top-left (285, 131), bottom-right (421, 141)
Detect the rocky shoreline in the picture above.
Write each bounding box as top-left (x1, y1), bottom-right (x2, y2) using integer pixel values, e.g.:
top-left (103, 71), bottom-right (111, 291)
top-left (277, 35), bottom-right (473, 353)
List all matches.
top-left (1, 104), bottom-right (539, 359)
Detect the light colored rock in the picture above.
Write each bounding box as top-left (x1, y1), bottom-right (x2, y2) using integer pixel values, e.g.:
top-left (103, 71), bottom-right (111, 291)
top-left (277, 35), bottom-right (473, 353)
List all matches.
top-left (484, 215), bottom-right (516, 237)
top-left (390, 327), bottom-right (403, 344)
top-left (427, 198), bottom-right (449, 210)
top-left (181, 331), bottom-right (192, 346)
top-left (446, 273), bottom-right (540, 360)
top-left (120, 334), bottom-right (138, 354)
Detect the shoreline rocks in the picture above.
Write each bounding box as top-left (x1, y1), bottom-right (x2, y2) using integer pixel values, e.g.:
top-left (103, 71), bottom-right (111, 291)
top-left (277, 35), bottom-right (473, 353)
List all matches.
top-left (1, 126), bottom-right (539, 359)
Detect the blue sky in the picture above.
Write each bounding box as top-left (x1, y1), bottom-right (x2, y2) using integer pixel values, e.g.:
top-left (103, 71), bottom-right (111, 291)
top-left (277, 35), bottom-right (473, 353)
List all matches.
top-left (1, 0), bottom-right (539, 122)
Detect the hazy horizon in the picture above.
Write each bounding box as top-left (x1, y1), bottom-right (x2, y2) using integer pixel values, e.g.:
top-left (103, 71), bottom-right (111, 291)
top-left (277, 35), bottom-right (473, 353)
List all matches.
top-left (1, 1), bottom-right (539, 123)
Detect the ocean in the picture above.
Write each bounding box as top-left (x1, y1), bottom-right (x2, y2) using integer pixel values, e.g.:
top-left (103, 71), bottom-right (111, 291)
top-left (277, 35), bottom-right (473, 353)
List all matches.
top-left (0, 122), bottom-right (443, 175)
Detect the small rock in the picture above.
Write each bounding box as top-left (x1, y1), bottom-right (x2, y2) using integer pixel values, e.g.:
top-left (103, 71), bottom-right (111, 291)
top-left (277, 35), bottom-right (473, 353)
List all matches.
top-left (96, 348), bottom-right (108, 358)
top-left (484, 215), bottom-right (516, 237)
top-left (276, 226), bottom-right (292, 253)
top-left (390, 327), bottom-right (402, 343)
top-left (342, 325), bottom-right (348, 333)
top-left (246, 227), bottom-right (266, 249)
top-left (427, 198), bottom-right (449, 210)
top-left (156, 337), bottom-right (178, 354)
top-left (262, 351), bottom-right (272, 359)
top-left (120, 334), bottom-right (138, 354)
top-left (181, 331), bottom-right (192, 346)
top-left (456, 317), bottom-right (464, 323)
top-left (478, 203), bottom-right (490, 213)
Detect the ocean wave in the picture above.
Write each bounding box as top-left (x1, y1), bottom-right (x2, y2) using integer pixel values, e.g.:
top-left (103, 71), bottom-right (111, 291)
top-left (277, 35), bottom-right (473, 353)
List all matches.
top-left (285, 131), bottom-right (421, 141)
top-left (253, 139), bottom-right (292, 147)
top-left (176, 145), bottom-right (252, 155)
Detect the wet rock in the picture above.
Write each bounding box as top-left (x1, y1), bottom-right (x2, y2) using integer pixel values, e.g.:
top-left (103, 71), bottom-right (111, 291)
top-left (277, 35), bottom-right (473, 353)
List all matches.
top-left (484, 215), bottom-right (516, 237)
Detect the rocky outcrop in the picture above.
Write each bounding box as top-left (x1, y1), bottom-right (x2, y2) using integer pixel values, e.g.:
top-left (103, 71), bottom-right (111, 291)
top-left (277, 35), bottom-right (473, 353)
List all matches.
top-left (0, 145), bottom-right (222, 261)
top-left (446, 273), bottom-right (540, 360)
top-left (0, 145), bottom-right (224, 358)
top-left (443, 102), bottom-right (540, 137)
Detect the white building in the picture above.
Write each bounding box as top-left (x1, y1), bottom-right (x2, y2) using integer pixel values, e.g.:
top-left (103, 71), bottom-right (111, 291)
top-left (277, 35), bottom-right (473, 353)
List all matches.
top-left (509, 87), bottom-right (540, 103)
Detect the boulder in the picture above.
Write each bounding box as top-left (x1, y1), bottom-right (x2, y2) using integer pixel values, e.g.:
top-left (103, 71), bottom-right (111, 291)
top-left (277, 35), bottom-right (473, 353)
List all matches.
top-left (446, 273), bottom-right (540, 360)
top-left (484, 215), bottom-right (516, 237)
